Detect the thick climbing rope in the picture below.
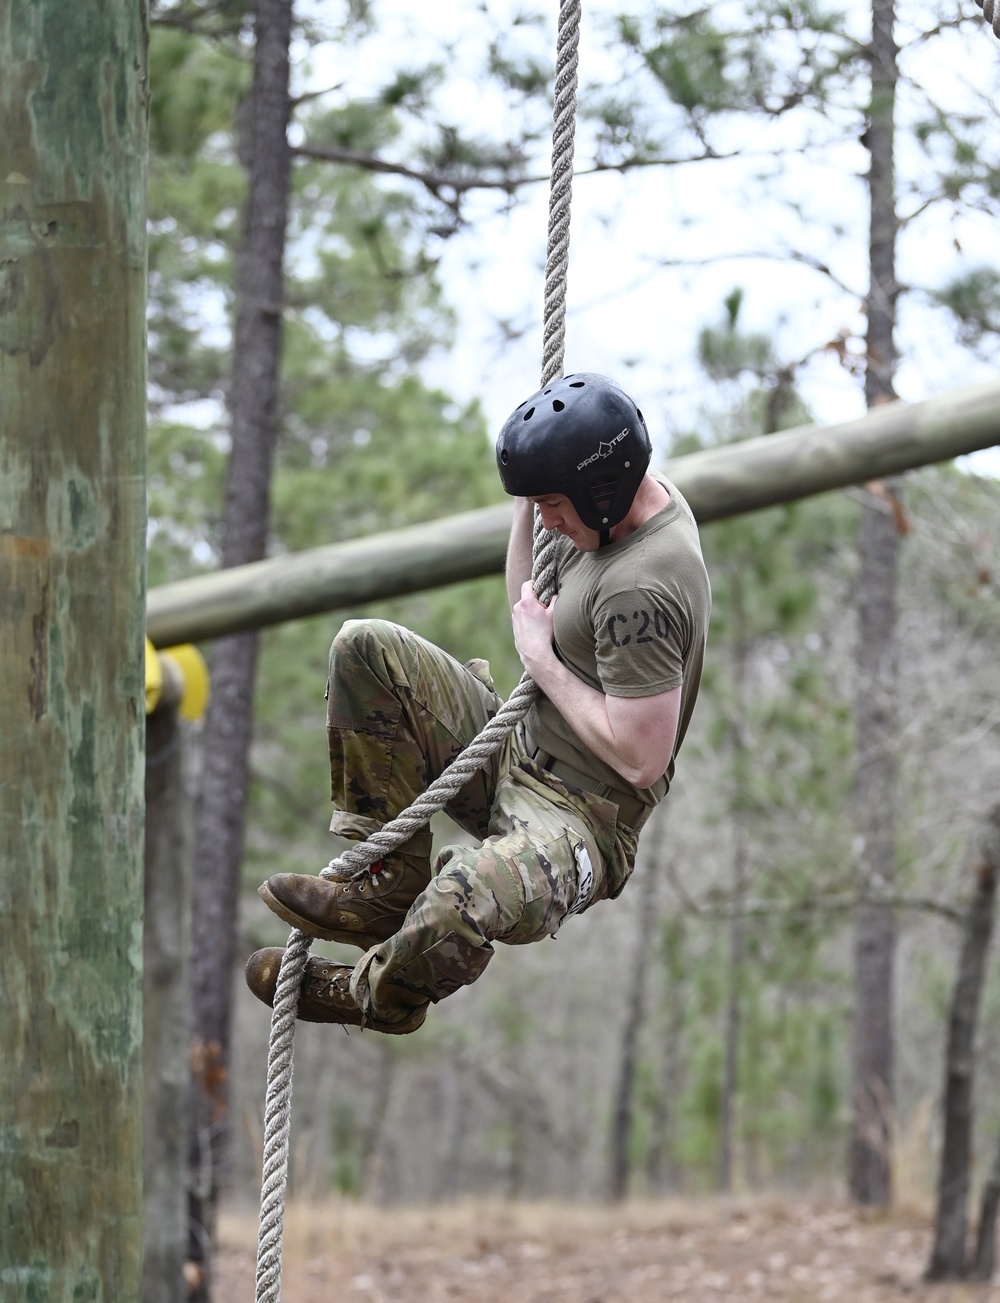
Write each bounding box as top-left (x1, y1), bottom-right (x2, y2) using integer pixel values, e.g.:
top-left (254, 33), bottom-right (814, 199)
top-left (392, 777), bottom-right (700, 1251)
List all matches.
top-left (976, 0), bottom-right (1000, 38)
top-left (252, 4), bottom-right (582, 1299)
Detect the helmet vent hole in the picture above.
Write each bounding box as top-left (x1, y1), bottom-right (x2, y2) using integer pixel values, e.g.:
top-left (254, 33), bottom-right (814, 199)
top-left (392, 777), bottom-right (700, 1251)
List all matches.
top-left (636, 408), bottom-right (644, 423)
top-left (500, 450), bottom-right (509, 465)
top-left (592, 477), bottom-right (618, 512)
top-left (552, 399), bottom-right (565, 412)
top-left (569, 381), bottom-right (585, 388)
top-left (522, 407), bottom-right (535, 422)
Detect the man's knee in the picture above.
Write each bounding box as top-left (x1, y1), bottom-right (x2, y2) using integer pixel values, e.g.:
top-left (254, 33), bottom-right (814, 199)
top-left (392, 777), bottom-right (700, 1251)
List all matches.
top-left (331, 617), bottom-right (399, 665)
top-left (432, 845), bottom-right (527, 941)
top-left (327, 618), bottom-right (407, 728)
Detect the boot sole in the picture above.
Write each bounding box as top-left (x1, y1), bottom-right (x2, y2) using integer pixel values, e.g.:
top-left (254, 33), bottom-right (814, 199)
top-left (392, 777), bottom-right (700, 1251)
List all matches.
top-left (258, 881), bottom-right (387, 950)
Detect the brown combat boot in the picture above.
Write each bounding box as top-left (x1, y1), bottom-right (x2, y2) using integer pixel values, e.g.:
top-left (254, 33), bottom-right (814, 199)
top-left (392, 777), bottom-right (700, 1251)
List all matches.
top-left (244, 947), bottom-right (426, 1034)
top-left (258, 853), bottom-right (430, 949)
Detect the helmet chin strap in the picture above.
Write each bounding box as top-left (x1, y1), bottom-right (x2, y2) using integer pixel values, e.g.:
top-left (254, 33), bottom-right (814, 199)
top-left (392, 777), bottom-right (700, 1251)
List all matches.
top-left (599, 528), bottom-right (611, 547)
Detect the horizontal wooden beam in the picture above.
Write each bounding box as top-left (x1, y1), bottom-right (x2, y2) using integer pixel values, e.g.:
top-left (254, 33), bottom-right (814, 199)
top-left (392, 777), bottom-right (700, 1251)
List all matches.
top-left (147, 379), bottom-right (1000, 646)
top-left (671, 377), bottom-right (1000, 520)
top-left (148, 503), bottom-right (513, 647)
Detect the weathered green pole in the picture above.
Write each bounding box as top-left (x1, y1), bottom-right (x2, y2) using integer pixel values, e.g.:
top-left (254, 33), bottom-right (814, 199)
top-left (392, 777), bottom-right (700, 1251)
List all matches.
top-left (147, 377), bottom-right (1000, 646)
top-left (0, 2), bottom-right (149, 1299)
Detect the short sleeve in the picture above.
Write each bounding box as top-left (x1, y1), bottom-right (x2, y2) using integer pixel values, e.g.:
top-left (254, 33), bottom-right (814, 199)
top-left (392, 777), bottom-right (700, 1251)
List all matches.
top-left (592, 588), bottom-right (687, 697)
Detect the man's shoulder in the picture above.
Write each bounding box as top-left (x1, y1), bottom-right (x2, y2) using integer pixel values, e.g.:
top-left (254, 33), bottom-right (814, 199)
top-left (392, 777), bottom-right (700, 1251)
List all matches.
top-left (609, 489), bottom-right (711, 623)
top-left (650, 472), bottom-right (700, 532)
top-left (624, 486), bottom-right (706, 575)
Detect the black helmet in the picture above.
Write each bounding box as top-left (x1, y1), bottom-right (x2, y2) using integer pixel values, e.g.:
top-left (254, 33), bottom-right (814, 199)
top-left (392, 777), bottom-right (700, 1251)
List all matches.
top-left (496, 373), bottom-right (652, 531)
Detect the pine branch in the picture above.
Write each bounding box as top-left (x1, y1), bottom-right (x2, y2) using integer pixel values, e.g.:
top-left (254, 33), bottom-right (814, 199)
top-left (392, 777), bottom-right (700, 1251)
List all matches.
top-left (901, 13), bottom-right (985, 49)
top-left (650, 246), bottom-right (862, 299)
top-left (292, 141), bottom-right (525, 203)
top-left (291, 140), bottom-right (747, 207)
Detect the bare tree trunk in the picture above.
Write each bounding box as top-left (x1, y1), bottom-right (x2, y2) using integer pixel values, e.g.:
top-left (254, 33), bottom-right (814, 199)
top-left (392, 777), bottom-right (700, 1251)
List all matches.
top-left (646, 912), bottom-right (687, 1193)
top-left (144, 701), bottom-right (193, 1303)
top-left (186, 2), bottom-right (293, 1297)
top-left (926, 806), bottom-right (999, 1279)
top-left (719, 570), bottom-right (750, 1192)
top-left (972, 1131), bottom-right (1000, 1282)
top-left (719, 824), bottom-right (748, 1191)
top-left (360, 1045), bottom-right (397, 1201)
top-left (610, 864), bottom-right (658, 1199)
top-left (849, 0), bottom-right (900, 1209)
top-left (506, 1113), bottom-right (528, 1198)
top-left (437, 1060), bottom-right (471, 1201)
top-left (966, 807), bottom-right (1000, 1281)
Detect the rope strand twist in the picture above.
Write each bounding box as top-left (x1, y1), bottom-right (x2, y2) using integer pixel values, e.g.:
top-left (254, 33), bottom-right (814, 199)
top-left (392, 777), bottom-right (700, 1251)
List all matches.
top-left (976, 0), bottom-right (1000, 38)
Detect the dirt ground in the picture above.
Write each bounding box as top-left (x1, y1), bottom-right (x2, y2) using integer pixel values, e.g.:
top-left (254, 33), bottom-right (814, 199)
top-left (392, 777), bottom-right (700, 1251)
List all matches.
top-left (214, 1196), bottom-right (1000, 1303)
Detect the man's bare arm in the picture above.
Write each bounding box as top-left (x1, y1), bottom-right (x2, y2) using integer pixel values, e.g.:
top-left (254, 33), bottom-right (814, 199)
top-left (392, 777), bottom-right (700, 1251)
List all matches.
top-left (512, 580), bottom-right (680, 789)
top-left (505, 498), bottom-right (535, 611)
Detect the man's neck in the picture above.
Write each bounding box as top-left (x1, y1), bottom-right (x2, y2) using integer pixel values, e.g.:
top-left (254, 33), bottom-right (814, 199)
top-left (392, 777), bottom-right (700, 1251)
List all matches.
top-left (609, 475), bottom-right (670, 543)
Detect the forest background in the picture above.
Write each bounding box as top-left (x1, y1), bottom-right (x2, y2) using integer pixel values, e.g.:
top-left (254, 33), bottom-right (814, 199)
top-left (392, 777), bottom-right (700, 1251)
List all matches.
top-left (144, 0), bottom-right (1000, 1288)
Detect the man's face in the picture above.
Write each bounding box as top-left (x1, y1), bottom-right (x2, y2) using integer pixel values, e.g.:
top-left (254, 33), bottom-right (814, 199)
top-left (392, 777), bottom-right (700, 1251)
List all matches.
top-left (527, 494), bottom-right (600, 551)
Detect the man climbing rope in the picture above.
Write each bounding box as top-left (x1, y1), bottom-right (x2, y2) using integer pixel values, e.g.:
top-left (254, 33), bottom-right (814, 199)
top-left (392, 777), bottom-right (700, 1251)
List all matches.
top-left (245, 372), bottom-right (711, 1034)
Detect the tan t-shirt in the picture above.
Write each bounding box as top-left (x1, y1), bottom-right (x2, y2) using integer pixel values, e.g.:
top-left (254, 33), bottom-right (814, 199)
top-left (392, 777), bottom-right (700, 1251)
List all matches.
top-left (525, 474), bottom-right (711, 807)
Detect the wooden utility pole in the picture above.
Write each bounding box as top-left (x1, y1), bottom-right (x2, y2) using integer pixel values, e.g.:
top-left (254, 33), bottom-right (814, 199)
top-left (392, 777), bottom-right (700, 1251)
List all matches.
top-left (0, 2), bottom-right (149, 1298)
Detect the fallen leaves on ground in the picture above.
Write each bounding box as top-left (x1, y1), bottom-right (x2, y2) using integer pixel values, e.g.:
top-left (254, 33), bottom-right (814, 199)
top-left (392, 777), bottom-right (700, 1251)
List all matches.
top-left (215, 1195), bottom-right (1000, 1303)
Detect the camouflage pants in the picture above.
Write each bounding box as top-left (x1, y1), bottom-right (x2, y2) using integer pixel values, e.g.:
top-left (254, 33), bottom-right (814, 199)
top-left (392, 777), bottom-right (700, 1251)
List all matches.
top-left (324, 619), bottom-right (642, 1027)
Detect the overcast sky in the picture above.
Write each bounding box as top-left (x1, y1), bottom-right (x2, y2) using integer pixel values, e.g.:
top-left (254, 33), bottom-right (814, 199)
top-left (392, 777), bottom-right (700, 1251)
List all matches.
top-left (296, 0), bottom-right (1000, 473)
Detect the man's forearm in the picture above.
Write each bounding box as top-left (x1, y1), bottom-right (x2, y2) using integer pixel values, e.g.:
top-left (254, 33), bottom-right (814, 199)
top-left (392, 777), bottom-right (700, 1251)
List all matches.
top-left (512, 579), bottom-right (679, 788)
top-left (529, 653), bottom-right (614, 752)
top-left (527, 649), bottom-right (677, 789)
top-left (505, 498), bottom-right (535, 610)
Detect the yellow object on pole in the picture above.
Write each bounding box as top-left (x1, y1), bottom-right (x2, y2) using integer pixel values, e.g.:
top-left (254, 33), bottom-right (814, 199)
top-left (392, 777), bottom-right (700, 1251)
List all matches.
top-left (145, 640), bottom-right (210, 720)
top-left (161, 644), bottom-right (211, 722)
